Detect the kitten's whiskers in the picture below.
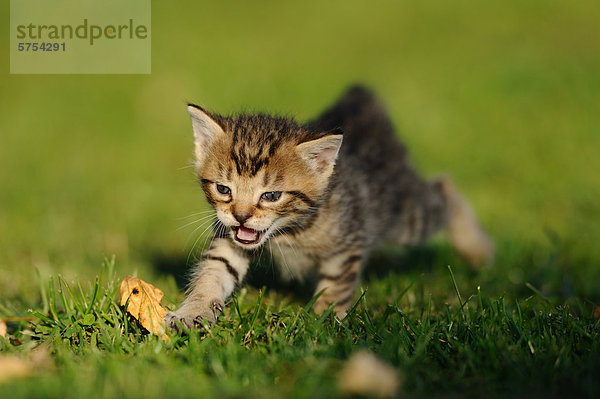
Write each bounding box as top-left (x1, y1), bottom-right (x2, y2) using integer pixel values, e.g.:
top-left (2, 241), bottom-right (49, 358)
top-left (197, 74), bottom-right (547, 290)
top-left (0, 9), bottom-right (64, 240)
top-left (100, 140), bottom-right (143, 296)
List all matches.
top-left (177, 210), bottom-right (217, 220)
top-left (271, 227), bottom-right (297, 281)
top-left (176, 213), bottom-right (218, 232)
top-left (185, 216), bottom-right (218, 264)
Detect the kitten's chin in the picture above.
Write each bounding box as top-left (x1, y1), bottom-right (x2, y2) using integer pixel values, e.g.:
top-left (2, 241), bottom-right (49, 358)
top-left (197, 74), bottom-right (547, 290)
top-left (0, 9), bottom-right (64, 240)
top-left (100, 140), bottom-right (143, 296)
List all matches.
top-left (230, 226), bottom-right (267, 250)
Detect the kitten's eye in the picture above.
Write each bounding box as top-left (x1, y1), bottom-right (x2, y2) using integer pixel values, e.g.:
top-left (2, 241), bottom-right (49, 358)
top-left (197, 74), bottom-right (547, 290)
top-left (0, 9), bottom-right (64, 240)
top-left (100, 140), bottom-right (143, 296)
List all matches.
top-left (261, 191), bottom-right (282, 202)
top-left (216, 184), bottom-right (231, 195)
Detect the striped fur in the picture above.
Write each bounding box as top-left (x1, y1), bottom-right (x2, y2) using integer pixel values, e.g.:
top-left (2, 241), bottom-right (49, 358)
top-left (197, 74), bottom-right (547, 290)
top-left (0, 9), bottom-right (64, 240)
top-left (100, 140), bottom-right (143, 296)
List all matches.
top-left (166, 86), bottom-right (493, 329)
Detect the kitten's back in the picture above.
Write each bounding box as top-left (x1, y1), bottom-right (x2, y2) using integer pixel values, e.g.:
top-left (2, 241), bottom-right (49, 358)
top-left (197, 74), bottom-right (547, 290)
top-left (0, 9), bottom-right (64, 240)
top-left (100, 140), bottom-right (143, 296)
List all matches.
top-left (308, 86), bottom-right (446, 246)
top-left (306, 86), bottom-right (406, 162)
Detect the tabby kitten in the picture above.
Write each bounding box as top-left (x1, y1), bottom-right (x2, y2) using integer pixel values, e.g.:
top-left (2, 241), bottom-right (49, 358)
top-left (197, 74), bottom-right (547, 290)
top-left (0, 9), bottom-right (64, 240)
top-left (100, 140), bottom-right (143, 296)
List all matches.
top-left (165, 86), bottom-right (493, 329)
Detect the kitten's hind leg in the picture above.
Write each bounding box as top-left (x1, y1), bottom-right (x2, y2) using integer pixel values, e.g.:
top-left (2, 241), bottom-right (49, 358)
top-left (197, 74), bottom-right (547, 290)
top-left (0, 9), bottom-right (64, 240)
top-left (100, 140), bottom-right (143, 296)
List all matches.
top-left (313, 251), bottom-right (363, 318)
top-left (435, 178), bottom-right (494, 268)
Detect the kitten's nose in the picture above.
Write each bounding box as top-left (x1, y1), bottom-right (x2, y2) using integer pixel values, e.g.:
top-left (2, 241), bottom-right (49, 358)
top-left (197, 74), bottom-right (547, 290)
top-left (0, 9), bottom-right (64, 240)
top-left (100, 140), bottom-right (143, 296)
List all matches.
top-left (232, 206), bottom-right (253, 225)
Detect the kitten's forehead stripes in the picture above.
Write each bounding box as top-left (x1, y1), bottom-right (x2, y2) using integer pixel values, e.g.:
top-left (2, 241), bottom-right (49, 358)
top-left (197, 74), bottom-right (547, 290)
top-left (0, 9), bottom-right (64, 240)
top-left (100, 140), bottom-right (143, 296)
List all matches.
top-left (275, 172), bottom-right (285, 184)
top-left (223, 113), bottom-right (332, 177)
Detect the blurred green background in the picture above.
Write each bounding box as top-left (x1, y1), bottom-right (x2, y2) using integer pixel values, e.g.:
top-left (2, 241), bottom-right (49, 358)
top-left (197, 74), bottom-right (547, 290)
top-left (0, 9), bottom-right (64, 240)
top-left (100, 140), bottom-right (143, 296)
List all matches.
top-left (1, 0), bottom-right (599, 304)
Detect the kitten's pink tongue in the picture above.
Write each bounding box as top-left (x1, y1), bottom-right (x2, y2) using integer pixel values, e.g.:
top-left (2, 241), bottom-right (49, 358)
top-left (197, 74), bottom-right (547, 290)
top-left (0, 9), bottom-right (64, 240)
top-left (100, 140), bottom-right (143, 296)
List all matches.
top-left (236, 226), bottom-right (258, 242)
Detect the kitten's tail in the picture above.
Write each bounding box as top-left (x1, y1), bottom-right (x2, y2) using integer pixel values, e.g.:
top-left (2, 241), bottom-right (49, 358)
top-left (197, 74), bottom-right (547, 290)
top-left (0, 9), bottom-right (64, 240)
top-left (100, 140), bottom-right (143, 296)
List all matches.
top-left (435, 178), bottom-right (495, 267)
top-left (322, 85), bottom-right (384, 125)
top-left (337, 85), bottom-right (379, 107)
top-left (405, 178), bottom-right (494, 267)
top-left (308, 85), bottom-right (389, 130)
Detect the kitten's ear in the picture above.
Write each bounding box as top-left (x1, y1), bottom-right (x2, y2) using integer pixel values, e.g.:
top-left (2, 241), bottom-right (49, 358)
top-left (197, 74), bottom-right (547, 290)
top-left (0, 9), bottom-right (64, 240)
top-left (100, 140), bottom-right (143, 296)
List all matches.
top-left (187, 104), bottom-right (225, 164)
top-left (296, 132), bottom-right (343, 177)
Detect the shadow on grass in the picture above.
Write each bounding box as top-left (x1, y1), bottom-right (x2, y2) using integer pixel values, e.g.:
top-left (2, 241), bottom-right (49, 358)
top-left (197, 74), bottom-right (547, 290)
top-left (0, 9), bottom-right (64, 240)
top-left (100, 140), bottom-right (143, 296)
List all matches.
top-left (146, 234), bottom-right (600, 319)
top-left (363, 243), bottom-right (457, 282)
top-left (150, 242), bottom-right (458, 302)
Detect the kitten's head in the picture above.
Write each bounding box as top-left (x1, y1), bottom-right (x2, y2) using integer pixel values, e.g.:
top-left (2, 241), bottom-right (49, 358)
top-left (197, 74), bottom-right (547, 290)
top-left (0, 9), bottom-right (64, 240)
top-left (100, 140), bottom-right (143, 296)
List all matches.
top-left (187, 104), bottom-right (342, 250)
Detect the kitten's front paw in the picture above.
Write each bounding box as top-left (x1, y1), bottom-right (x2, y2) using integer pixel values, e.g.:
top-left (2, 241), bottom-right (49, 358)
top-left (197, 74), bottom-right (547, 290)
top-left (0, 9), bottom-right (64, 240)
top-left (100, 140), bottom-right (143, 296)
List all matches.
top-left (164, 299), bottom-right (224, 332)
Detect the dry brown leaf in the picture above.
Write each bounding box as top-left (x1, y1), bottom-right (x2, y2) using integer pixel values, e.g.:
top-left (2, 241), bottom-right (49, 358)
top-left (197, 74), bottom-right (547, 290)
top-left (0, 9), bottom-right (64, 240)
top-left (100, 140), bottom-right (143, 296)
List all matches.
top-left (0, 345), bottom-right (52, 384)
top-left (338, 350), bottom-right (401, 398)
top-left (0, 356), bottom-right (32, 384)
top-left (120, 276), bottom-right (168, 340)
top-left (0, 318), bottom-right (6, 338)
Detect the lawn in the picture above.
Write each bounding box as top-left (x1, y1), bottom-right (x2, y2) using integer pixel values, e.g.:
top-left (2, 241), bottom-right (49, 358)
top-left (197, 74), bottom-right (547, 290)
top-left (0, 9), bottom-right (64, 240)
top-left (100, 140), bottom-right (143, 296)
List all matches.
top-left (1, 1), bottom-right (599, 398)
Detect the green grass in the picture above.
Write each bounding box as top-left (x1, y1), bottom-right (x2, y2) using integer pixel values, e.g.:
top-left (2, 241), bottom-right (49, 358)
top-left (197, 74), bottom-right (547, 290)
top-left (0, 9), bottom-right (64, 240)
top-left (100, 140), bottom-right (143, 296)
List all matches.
top-left (2, 259), bottom-right (599, 398)
top-left (1, 0), bottom-right (600, 397)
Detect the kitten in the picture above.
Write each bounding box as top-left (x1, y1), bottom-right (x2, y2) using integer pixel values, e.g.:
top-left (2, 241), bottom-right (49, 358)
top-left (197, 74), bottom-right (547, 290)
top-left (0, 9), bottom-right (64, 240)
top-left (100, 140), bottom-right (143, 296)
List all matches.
top-left (165, 86), bottom-right (493, 329)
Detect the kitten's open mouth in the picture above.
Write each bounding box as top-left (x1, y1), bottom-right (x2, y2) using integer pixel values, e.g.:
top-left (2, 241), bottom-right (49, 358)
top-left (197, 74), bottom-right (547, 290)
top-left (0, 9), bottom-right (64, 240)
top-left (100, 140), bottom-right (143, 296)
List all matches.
top-left (231, 226), bottom-right (264, 246)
